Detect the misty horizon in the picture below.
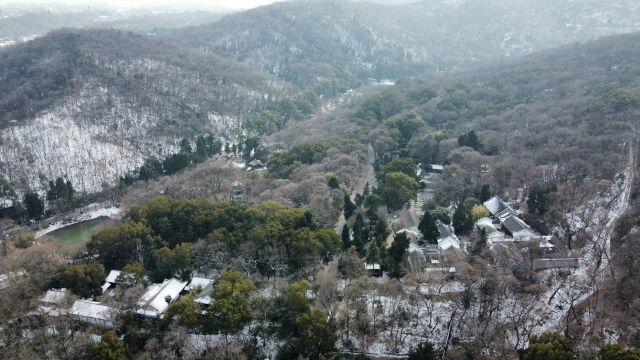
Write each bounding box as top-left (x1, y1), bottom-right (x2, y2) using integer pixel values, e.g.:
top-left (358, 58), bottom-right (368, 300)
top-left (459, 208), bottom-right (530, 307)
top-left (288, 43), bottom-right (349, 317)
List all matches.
top-left (0, 0), bottom-right (284, 11)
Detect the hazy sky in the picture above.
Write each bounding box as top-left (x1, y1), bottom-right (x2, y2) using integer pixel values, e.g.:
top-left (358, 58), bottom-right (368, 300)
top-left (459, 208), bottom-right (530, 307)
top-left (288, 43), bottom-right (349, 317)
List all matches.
top-left (0, 0), bottom-right (283, 11)
top-left (96, 0), bottom-right (281, 9)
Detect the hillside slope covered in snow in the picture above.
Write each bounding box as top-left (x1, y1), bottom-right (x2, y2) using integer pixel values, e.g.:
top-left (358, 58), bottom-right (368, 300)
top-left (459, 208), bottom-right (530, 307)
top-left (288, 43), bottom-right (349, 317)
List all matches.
top-left (0, 29), bottom-right (291, 193)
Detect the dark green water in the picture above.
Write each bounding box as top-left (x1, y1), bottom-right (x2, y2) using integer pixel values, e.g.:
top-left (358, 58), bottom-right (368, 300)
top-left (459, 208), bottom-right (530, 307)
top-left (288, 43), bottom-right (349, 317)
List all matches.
top-left (47, 217), bottom-right (119, 245)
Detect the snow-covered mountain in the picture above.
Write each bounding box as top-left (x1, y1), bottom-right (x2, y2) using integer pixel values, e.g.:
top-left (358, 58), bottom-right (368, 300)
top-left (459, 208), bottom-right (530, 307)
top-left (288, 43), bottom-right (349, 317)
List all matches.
top-left (0, 29), bottom-right (290, 193)
top-left (175, 0), bottom-right (640, 86)
top-left (0, 8), bottom-right (226, 46)
top-left (4, 0), bottom-right (640, 195)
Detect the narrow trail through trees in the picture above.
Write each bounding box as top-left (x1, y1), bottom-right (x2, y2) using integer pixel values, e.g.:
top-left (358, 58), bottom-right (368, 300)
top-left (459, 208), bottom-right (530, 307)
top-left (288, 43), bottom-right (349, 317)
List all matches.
top-left (334, 143), bottom-right (377, 234)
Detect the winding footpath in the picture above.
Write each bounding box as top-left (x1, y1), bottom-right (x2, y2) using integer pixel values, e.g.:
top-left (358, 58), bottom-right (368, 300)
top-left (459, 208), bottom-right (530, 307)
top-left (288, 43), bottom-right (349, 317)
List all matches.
top-left (530, 139), bottom-right (636, 336)
top-left (334, 143), bottom-right (377, 234)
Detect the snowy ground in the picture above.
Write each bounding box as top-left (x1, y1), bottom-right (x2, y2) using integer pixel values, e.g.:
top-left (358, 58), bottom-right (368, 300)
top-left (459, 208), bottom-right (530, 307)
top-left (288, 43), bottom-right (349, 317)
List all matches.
top-left (0, 83), bottom-right (178, 194)
top-left (336, 163), bottom-right (635, 356)
top-left (528, 166), bottom-right (633, 335)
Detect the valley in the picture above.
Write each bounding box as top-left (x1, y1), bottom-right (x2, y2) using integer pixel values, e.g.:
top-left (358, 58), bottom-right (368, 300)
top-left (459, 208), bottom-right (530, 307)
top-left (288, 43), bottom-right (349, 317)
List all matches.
top-left (2, 1), bottom-right (640, 359)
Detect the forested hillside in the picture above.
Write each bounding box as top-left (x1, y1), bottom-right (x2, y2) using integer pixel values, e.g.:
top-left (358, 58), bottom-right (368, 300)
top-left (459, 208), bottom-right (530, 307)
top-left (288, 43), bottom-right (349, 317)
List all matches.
top-left (350, 32), bottom-right (640, 199)
top-left (0, 29), bottom-right (290, 193)
top-left (250, 29), bottom-right (640, 356)
top-left (4, 2), bottom-right (640, 359)
top-left (176, 0), bottom-right (640, 87)
top-left (0, 8), bottom-right (224, 46)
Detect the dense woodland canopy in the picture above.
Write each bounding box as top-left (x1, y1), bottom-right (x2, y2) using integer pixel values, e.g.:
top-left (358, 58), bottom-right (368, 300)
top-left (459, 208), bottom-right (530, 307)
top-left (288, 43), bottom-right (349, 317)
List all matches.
top-left (175, 0), bottom-right (640, 88)
top-left (349, 32), bottom-right (640, 201)
top-left (4, 1), bottom-right (640, 359)
top-left (0, 29), bottom-right (290, 131)
top-left (88, 197), bottom-right (340, 278)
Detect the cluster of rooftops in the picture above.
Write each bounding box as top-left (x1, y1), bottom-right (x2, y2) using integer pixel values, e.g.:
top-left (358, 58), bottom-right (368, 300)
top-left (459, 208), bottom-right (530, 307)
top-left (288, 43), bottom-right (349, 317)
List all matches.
top-left (477, 196), bottom-right (556, 251)
top-left (37, 196), bottom-right (558, 326)
top-left (416, 195), bottom-right (557, 270)
top-left (424, 195), bottom-right (544, 254)
top-left (39, 271), bottom-right (218, 328)
top-left (481, 196), bottom-right (538, 240)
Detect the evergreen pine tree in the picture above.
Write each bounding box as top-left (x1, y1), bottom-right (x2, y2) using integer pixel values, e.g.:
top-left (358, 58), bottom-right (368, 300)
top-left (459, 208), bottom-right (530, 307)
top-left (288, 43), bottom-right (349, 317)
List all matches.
top-left (365, 240), bottom-right (381, 265)
top-left (341, 224), bottom-right (351, 250)
top-left (179, 138), bottom-right (192, 154)
top-left (408, 341), bottom-right (437, 360)
top-left (54, 177), bottom-right (66, 199)
top-left (374, 214), bottom-right (389, 240)
top-left (479, 184), bottom-right (491, 202)
top-left (458, 130), bottom-right (482, 150)
top-left (363, 182), bottom-right (371, 197)
top-left (388, 231), bottom-right (410, 278)
top-left (65, 180), bottom-right (75, 201)
top-left (328, 177), bottom-right (339, 189)
top-left (418, 211), bottom-right (440, 244)
top-left (23, 192), bottom-right (44, 219)
top-left (343, 193), bottom-right (357, 219)
top-left (352, 213), bottom-right (366, 256)
top-left (452, 203), bottom-right (472, 236)
top-left (355, 193), bottom-right (363, 207)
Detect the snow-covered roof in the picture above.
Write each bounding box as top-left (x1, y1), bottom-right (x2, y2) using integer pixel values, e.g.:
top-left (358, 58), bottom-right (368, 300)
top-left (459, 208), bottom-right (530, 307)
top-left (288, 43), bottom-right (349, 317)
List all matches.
top-left (475, 217), bottom-right (496, 233)
top-left (425, 267), bottom-right (456, 273)
top-left (105, 270), bottom-right (121, 284)
top-left (137, 278), bottom-right (187, 318)
top-left (538, 236), bottom-right (556, 249)
top-left (0, 197), bottom-right (14, 208)
top-left (189, 276), bottom-right (217, 305)
top-left (41, 289), bottom-right (68, 305)
top-left (512, 229), bottom-right (538, 240)
top-left (101, 270), bottom-right (123, 293)
top-left (430, 164), bottom-right (444, 171)
top-left (487, 231), bottom-right (506, 244)
top-left (194, 295), bottom-right (212, 306)
top-left (438, 235), bottom-right (460, 251)
top-left (396, 228), bottom-right (420, 237)
top-left (496, 207), bottom-right (518, 221)
top-left (101, 282), bottom-right (111, 294)
top-left (365, 263), bottom-right (381, 270)
top-left (185, 277), bottom-right (214, 292)
top-left (482, 195), bottom-right (541, 240)
top-left (70, 300), bottom-right (117, 325)
top-left (483, 196), bottom-right (506, 215)
top-left (436, 220), bottom-right (455, 238)
top-left (423, 244), bottom-right (440, 255)
top-left (501, 215), bottom-right (536, 238)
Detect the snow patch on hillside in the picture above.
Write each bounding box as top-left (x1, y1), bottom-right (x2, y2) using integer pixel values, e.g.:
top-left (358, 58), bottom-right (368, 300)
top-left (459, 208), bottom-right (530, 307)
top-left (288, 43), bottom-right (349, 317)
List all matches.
top-left (529, 169), bottom-right (632, 335)
top-left (0, 83), bottom-right (178, 193)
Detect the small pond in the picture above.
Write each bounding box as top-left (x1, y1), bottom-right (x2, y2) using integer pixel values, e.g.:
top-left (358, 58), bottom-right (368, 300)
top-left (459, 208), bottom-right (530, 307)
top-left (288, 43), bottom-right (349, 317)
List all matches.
top-left (47, 216), bottom-right (119, 246)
